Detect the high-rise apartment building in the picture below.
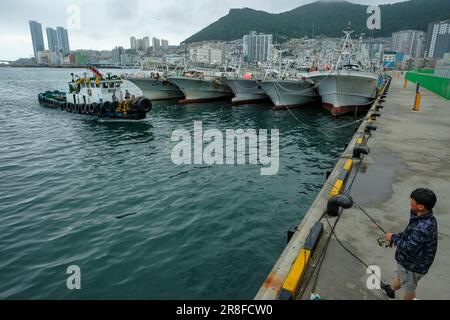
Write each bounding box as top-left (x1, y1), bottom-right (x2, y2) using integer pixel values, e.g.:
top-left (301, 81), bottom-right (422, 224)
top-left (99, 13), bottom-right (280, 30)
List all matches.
top-left (243, 31), bottom-right (273, 63)
top-left (29, 20), bottom-right (45, 58)
top-left (391, 30), bottom-right (426, 58)
top-left (56, 27), bottom-right (70, 55)
top-left (425, 20), bottom-right (450, 59)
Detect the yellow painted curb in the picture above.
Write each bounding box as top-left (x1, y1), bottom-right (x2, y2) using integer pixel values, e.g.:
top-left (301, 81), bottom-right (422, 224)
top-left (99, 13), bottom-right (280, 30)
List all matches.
top-left (281, 249), bottom-right (311, 295)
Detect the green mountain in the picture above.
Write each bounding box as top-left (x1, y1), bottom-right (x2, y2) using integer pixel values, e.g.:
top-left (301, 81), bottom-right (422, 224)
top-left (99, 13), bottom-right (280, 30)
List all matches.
top-left (184, 0), bottom-right (450, 43)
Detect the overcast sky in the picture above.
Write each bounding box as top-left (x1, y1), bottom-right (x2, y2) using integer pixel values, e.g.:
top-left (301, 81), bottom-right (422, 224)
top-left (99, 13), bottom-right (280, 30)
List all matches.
top-left (0, 0), bottom-right (404, 60)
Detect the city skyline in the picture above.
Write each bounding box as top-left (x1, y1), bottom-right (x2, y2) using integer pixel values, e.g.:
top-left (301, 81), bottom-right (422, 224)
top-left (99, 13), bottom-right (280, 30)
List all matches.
top-left (0, 0), bottom-right (405, 61)
top-left (29, 21), bottom-right (71, 57)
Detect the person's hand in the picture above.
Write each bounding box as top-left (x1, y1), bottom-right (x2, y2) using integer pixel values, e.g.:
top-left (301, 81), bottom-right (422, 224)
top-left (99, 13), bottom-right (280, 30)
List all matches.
top-left (385, 233), bottom-right (393, 242)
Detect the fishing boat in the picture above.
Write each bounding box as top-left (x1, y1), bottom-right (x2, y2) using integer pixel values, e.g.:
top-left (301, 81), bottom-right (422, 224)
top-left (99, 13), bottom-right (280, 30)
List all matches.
top-left (224, 74), bottom-right (270, 105)
top-left (307, 24), bottom-right (380, 116)
top-left (168, 70), bottom-right (233, 104)
top-left (125, 72), bottom-right (185, 101)
top-left (256, 49), bottom-right (320, 109)
top-left (38, 68), bottom-right (152, 120)
top-left (260, 77), bottom-right (320, 110)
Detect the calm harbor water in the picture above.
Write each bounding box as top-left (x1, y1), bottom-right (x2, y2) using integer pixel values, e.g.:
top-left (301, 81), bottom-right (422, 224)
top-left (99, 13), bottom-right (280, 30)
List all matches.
top-left (0, 67), bottom-right (359, 299)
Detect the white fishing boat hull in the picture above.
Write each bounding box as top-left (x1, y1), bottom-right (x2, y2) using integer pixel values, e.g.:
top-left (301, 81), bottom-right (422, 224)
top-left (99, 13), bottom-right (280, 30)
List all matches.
top-left (224, 79), bottom-right (270, 105)
top-left (308, 70), bottom-right (379, 116)
top-left (126, 78), bottom-right (184, 101)
top-left (168, 77), bottom-right (233, 103)
top-left (260, 80), bottom-right (320, 109)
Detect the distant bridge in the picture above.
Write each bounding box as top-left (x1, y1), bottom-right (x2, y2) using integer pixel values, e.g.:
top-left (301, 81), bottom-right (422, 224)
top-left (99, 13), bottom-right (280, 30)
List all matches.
top-left (0, 60), bottom-right (13, 63)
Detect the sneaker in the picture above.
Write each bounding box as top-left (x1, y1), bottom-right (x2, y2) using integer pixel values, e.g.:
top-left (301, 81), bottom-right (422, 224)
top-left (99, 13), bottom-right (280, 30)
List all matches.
top-left (381, 283), bottom-right (396, 300)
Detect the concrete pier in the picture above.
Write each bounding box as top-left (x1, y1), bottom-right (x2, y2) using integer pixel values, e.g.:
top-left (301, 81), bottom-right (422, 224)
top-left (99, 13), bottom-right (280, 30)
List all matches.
top-left (256, 77), bottom-right (450, 300)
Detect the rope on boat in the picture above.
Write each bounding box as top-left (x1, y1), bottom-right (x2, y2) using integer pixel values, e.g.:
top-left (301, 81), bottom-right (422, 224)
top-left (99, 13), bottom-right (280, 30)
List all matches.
top-left (283, 104), bottom-right (368, 130)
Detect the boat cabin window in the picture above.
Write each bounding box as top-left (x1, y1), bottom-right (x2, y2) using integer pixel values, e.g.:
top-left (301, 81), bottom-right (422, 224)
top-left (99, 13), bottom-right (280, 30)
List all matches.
top-left (90, 82), bottom-right (95, 88)
top-left (109, 82), bottom-right (114, 88)
top-left (115, 82), bottom-right (121, 88)
top-left (103, 83), bottom-right (108, 88)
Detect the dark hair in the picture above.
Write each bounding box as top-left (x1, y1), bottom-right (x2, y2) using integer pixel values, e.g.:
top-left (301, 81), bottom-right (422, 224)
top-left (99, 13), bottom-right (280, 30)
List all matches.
top-left (411, 188), bottom-right (437, 211)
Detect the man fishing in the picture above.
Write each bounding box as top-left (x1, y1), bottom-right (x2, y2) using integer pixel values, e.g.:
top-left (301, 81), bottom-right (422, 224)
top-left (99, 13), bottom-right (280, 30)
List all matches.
top-left (382, 188), bottom-right (438, 300)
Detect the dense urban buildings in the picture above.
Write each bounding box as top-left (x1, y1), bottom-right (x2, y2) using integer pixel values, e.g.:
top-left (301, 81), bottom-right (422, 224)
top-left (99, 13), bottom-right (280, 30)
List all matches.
top-left (130, 36), bottom-right (169, 53)
top-left (29, 20), bottom-right (71, 65)
top-left (46, 27), bottom-right (70, 55)
top-left (361, 38), bottom-right (389, 60)
top-left (112, 46), bottom-right (137, 66)
top-left (25, 20), bottom-right (449, 70)
top-left (130, 36), bottom-right (151, 51)
top-left (189, 45), bottom-right (224, 65)
top-left (391, 30), bottom-right (426, 58)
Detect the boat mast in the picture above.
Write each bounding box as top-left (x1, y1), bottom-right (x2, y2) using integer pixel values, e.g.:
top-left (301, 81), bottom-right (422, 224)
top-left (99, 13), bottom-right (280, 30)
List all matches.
top-left (263, 47), bottom-right (278, 80)
top-left (336, 22), bottom-right (354, 69)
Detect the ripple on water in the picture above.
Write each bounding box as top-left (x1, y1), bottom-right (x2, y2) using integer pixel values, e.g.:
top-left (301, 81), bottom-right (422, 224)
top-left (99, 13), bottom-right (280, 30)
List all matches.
top-left (0, 67), bottom-right (359, 299)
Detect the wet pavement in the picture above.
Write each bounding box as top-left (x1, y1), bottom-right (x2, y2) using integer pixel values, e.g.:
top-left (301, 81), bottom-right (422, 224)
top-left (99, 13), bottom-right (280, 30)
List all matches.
top-left (300, 77), bottom-right (450, 300)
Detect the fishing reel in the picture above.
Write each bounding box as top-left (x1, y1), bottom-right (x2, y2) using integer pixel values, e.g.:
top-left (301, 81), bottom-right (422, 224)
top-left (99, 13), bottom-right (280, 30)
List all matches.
top-left (377, 237), bottom-right (393, 248)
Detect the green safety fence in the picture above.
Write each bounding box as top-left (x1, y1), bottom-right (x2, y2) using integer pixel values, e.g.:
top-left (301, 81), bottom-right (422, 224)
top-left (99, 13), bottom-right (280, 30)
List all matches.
top-left (416, 69), bottom-right (435, 75)
top-left (406, 72), bottom-right (450, 100)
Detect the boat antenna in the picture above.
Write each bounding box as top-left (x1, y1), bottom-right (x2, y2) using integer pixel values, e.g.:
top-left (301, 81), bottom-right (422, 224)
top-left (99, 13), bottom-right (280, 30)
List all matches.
top-left (336, 22), bottom-right (354, 69)
top-left (282, 60), bottom-right (291, 79)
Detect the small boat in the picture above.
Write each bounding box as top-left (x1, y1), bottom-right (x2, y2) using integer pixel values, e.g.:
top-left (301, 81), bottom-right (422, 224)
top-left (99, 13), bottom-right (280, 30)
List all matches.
top-left (168, 70), bottom-right (233, 104)
top-left (38, 68), bottom-right (152, 120)
top-left (224, 74), bottom-right (270, 105)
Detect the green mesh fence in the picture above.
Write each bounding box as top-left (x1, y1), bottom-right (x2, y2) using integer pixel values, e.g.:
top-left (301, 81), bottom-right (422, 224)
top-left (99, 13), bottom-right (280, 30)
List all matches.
top-left (416, 69), bottom-right (435, 75)
top-left (406, 72), bottom-right (450, 100)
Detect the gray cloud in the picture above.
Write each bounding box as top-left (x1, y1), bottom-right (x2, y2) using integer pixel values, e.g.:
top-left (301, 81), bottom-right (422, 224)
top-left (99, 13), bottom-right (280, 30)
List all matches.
top-left (0, 0), bottom-right (402, 60)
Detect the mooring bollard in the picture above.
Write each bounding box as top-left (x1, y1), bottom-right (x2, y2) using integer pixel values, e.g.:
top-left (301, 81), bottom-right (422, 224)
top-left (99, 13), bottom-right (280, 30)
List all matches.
top-left (404, 79), bottom-right (408, 89)
top-left (413, 83), bottom-right (421, 111)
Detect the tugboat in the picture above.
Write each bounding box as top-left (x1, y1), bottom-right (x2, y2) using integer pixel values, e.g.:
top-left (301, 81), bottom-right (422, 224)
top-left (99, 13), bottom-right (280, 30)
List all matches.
top-left (38, 67), bottom-right (152, 120)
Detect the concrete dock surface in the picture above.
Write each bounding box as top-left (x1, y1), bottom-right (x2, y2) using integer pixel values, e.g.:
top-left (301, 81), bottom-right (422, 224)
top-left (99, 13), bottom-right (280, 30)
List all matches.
top-left (297, 77), bottom-right (450, 300)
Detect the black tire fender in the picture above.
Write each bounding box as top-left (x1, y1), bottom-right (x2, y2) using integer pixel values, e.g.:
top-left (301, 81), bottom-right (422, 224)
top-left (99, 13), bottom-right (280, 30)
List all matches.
top-left (138, 97), bottom-right (152, 113)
